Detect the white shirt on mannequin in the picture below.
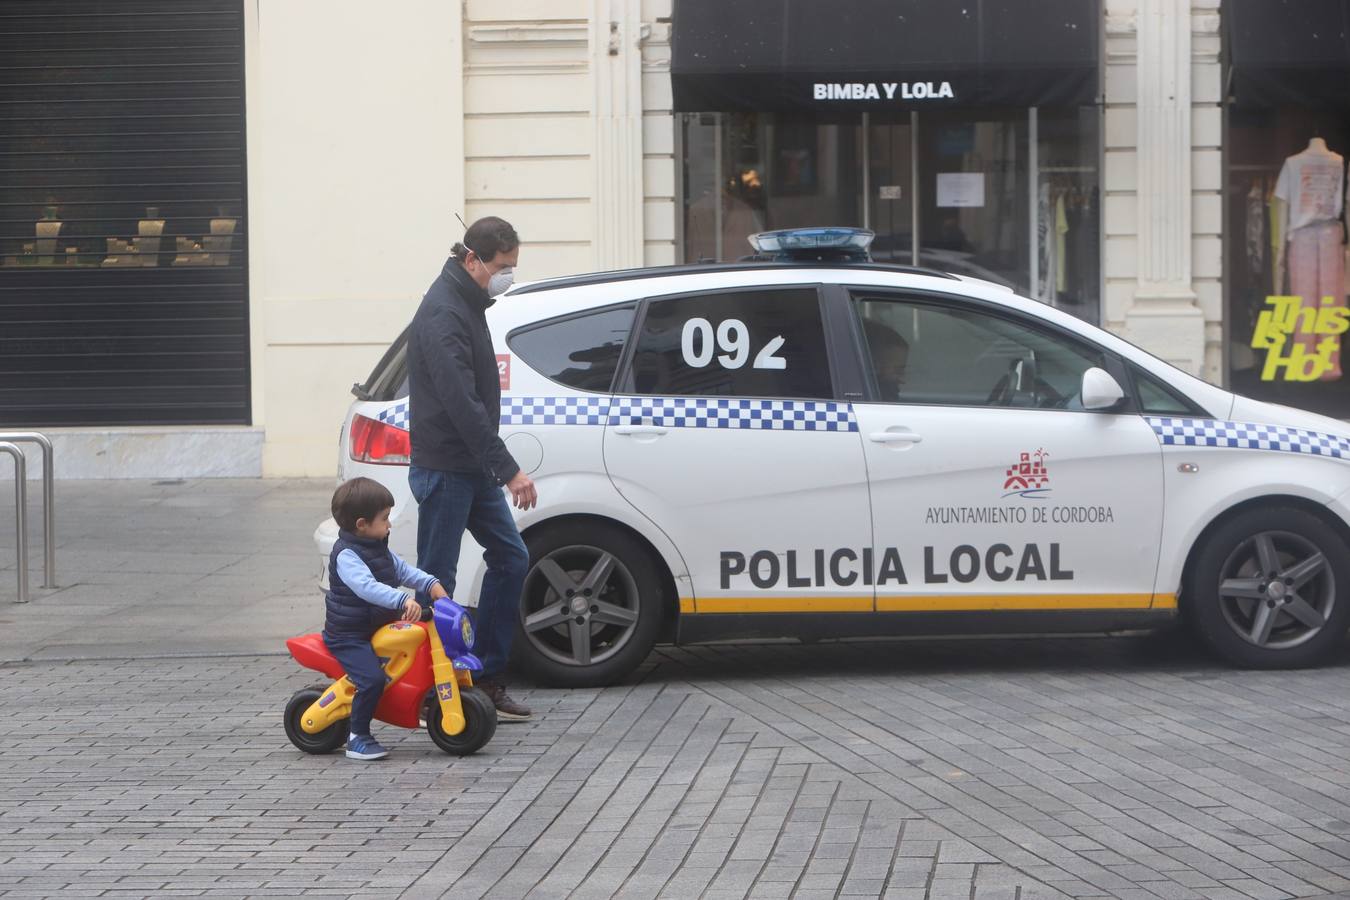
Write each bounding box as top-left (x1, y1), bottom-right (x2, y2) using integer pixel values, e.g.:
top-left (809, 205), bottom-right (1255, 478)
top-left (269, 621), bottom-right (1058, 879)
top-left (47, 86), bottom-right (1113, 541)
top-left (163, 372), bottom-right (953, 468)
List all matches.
top-left (1274, 137), bottom-right (1345, 234)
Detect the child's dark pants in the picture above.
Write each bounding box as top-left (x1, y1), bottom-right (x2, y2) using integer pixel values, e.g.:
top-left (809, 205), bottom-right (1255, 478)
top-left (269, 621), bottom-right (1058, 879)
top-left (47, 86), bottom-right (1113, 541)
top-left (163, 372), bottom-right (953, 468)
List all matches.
top-left (322, 632), bottom-right (386, 737)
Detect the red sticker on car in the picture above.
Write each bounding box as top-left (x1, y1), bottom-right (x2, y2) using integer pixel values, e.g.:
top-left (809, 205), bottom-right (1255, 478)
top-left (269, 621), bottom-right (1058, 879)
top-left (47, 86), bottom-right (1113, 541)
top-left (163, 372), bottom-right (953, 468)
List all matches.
top-left (496, 354), bottom-right (510, 389)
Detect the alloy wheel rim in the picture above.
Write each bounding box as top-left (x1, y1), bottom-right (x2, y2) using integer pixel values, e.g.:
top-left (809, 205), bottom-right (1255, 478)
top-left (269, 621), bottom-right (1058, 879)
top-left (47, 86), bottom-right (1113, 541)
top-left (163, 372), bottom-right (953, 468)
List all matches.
top-left (521, 544), bottom-right (640, 667)
top-left (1217, 530), bottom-right (1334, 650)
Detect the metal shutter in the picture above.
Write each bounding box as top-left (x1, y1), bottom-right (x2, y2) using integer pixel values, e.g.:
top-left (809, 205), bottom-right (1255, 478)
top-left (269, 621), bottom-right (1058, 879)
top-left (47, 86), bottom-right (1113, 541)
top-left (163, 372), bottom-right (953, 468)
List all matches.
top-left (0, 0), bottom-right (249, 427)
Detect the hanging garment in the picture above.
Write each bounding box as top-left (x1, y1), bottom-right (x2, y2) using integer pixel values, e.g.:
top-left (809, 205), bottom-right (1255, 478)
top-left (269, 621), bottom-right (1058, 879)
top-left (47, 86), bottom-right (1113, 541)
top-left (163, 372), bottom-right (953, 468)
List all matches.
top-left (1269, 192), bottom-right (1286, 294)
top-left (1287, 220), bottom-right (1345, 381)
top-left (1037, 181), bottom-right (1056, 304)
top-left (1245, 179), bottom-right (1266, 285)
top-left (1054, 191), bottom-right (1068, 295)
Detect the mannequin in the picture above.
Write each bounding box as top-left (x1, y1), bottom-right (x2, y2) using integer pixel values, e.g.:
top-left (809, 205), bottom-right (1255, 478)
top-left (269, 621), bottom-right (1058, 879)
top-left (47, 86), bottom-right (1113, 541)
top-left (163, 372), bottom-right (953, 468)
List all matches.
top-left (1274, 135), bottom-right (1346, 380)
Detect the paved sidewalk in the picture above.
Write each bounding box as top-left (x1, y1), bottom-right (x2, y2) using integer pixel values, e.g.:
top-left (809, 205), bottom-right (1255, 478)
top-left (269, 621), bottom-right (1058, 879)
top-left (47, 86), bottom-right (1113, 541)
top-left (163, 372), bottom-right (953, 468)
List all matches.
top-left (0, 478), bottom-right (333, 661)
top-left (3, 479), bottom-right (1350, 899)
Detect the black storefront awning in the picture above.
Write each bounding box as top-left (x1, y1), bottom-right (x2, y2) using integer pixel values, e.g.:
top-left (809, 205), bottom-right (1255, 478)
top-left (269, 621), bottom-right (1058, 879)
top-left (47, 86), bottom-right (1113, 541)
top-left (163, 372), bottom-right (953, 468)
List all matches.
top-left (671, 0), bottom-right (1100, 113)
top-left (1226, 0), bottom-right (1350, 108)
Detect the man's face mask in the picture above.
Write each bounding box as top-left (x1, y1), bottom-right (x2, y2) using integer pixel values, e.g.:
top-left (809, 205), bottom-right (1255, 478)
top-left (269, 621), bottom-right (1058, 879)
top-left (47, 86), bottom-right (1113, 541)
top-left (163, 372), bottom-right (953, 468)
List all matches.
top-left (487, 266), bottom-right (515, 297)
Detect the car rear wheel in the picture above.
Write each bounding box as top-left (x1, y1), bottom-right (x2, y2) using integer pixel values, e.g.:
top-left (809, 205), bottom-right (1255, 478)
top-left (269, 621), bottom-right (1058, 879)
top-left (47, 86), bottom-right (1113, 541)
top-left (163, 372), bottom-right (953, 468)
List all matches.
top-left (518, 523), bottom-right (663, 687)
top-left (1186, 506), bottom-right (1350, 668)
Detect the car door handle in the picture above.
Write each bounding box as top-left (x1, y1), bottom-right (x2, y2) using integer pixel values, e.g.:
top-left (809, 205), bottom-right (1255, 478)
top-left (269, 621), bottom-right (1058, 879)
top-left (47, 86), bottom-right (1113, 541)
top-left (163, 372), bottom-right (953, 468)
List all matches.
top-left (613, 425), bottom-right (669, 437)
top-left (868, 431), bottom-right (923, 444)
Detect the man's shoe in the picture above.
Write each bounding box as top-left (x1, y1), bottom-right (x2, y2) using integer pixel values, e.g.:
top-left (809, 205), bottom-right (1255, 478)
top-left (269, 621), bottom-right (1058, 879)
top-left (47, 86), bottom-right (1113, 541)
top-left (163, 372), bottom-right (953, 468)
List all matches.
top-left (345, 734), bottom-right (390, 761)
top-left (479, 680), bottom-right (532, 722)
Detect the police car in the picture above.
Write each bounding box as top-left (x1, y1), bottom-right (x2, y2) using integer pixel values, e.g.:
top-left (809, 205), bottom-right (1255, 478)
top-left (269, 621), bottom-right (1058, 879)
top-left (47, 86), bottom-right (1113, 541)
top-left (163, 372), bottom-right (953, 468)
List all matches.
top-left (319, 227), bottom-right (1350, 686)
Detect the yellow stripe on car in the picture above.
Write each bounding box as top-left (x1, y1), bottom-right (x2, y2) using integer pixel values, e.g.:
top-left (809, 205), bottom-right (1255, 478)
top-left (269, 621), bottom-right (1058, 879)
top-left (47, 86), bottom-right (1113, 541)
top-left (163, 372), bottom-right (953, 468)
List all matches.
top-left (682, 594), bottom-right (1170, 613)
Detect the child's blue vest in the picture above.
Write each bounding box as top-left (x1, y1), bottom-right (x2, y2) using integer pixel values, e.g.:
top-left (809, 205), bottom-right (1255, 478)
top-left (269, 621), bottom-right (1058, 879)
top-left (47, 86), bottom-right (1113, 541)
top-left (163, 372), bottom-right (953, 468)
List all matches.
top-left (324, 530), bottom-right (401, 638)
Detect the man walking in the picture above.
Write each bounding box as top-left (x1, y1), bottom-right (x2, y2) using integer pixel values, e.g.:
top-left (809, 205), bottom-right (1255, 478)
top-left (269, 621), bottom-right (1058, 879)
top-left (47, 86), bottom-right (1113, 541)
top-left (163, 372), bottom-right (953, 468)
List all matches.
top-left (407, 216), bottom-right (535, 721)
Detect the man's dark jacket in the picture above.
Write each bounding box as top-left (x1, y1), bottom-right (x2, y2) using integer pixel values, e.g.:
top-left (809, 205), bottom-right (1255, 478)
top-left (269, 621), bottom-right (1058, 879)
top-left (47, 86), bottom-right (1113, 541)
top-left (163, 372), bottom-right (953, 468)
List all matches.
top-left (407, 257), bottom-right (518, 484)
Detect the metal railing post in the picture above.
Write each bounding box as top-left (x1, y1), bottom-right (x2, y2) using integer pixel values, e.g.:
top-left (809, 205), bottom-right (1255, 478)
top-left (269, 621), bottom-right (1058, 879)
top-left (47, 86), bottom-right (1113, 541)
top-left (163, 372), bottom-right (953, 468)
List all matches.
top-left (0, 432), bottom-right (55, 588)
top-left (0, 442), bottom-right (28, 603)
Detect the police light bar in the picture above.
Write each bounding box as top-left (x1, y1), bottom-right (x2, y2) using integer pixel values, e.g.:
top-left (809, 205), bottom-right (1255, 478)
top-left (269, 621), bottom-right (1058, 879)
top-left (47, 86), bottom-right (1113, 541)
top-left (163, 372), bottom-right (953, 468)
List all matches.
top-left (747, 227), bottom-right (875, 261)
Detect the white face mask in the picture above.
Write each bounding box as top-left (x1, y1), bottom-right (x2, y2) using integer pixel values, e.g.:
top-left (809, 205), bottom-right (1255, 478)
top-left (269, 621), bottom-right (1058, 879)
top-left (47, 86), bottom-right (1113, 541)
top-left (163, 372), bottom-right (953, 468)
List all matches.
top-left (487, 266), bottom-right (515, 297)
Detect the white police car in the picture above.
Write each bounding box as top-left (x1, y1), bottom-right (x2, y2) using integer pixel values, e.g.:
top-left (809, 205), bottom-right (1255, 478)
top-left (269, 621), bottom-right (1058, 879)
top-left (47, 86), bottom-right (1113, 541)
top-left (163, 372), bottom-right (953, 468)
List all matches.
top-left (319, 227), bottom-right (1350, 686)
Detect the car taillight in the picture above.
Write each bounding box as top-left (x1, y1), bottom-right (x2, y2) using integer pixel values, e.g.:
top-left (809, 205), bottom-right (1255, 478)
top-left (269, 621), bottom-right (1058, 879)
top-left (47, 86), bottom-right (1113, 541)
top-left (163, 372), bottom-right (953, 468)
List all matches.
top-left (349, 413), bottom-right (410, 465)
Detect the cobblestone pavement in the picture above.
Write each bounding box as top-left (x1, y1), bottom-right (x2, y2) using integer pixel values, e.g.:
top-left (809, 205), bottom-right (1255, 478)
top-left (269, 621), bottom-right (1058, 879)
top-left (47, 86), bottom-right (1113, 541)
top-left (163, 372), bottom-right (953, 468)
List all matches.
top-left (5, 634), bottom-right (1350, 900)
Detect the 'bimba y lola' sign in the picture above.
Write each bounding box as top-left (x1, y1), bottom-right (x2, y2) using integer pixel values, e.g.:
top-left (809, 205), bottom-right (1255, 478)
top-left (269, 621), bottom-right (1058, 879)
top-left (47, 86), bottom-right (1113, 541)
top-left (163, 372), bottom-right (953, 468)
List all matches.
top-left (813, 81), bottom-right (956, 101)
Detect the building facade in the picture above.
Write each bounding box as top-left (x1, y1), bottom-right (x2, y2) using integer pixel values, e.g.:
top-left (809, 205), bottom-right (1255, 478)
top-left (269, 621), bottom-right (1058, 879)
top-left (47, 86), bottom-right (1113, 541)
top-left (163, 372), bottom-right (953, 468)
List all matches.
top-left (1, 0), bottom-right (1345, 478)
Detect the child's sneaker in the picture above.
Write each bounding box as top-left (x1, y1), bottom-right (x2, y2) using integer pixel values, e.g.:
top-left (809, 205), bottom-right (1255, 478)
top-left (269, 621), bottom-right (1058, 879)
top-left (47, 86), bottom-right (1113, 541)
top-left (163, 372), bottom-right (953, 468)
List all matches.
top-left (345, 734), bottom-right (389, 761)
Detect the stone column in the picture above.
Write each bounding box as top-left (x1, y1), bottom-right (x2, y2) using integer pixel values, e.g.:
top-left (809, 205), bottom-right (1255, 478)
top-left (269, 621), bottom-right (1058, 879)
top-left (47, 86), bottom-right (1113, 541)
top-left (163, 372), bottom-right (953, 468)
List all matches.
top-left (591, 0), bottom-right (646, 270)
top-left (1122, 0), bottom-right (1206, 375)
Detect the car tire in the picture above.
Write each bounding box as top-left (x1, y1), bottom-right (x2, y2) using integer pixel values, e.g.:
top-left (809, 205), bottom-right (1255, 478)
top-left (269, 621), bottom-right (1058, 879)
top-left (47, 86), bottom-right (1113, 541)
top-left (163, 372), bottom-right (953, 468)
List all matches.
top-left (1185, 506), bottom-right (1350, 668)
top-left (517, 522), bottom-right (664, 688)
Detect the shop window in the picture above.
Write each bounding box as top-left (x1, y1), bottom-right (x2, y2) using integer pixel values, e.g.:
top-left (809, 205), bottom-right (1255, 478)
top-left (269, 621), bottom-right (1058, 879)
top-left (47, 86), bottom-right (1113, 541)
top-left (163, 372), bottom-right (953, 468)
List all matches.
top-left (679, 108), bottom-right (1102, 325)
top-left (507, 305), bottom-right (636, 394)
top-left (629, 288), bottom-right (832, 398)
top-left (1227, 107), bottom-right (1350, 419)
top-left (855, 296), bottom-right (1105, 409)
top-left (682, 113), bottom-right (861, 263)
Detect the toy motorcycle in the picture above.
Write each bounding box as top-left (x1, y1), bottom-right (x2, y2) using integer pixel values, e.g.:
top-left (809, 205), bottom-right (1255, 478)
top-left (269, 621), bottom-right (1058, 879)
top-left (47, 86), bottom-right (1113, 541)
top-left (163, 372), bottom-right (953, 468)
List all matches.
top-left (283, 598), bottom-right (497, 756)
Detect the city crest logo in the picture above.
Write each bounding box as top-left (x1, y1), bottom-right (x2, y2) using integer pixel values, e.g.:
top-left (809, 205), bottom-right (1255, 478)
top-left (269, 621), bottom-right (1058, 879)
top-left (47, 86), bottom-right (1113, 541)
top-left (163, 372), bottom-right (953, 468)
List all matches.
top-left (1003, 449), bottom-right (1050, 499)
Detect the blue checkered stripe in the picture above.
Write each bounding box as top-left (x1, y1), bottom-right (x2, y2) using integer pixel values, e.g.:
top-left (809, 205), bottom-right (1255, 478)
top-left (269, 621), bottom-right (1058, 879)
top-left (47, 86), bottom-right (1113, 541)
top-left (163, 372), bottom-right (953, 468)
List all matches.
top-left (501, 396), bottom-right (858, 432)
top-left (1145, 416), bottom-right (1350, 460)
top-left (501, 396), bottom-right (610, 426)
top-left (376, 401), bottom-right (409, 431)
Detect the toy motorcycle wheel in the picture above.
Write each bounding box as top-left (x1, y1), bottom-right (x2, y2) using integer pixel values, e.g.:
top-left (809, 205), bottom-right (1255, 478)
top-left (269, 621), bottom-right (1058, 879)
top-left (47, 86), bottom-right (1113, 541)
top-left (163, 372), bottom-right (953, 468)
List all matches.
top-left (284, 686), bottom-right (348, 754)
top-left (424, 686), bottom-right (497, 756)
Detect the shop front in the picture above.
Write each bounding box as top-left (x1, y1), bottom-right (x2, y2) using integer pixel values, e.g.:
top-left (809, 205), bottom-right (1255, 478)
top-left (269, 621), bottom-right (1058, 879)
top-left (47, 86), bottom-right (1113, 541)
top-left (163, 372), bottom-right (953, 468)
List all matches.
top-left (0, 0), bottom-right (249, 428)
top-left (1224, 0), bottom-right (1350, 418)
top-left (671, 0), bottom-right (1103, 322)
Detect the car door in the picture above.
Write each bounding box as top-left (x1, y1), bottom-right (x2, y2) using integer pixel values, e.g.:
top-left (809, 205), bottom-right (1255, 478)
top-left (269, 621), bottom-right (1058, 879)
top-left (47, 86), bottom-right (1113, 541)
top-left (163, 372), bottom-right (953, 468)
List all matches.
top-left (844, 288), bottom-right (1166, 616)
top-left (603, 284), bottom-right (874, 617)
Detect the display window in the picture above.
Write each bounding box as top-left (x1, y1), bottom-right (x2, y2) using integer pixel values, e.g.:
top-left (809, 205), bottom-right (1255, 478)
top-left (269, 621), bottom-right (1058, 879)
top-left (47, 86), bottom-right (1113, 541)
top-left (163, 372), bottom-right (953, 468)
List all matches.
top-left (679, 108), bottom-right (1102, 324)
top-left (1225, 109), bottom-right (1350, 417)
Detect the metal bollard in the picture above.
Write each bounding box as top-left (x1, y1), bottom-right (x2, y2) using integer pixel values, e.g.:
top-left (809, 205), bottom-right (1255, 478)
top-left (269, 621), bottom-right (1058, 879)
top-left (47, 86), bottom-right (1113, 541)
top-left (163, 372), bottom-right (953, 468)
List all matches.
top-left (0, 442), bottom-right (28, 603)
top-left (0, 432), bottom-right (55, 589)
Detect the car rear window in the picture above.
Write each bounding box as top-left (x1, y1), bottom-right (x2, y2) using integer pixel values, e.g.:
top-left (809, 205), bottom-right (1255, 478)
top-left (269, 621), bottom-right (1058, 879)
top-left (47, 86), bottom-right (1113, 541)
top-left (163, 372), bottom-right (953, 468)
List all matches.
top-left (507, 304), bottom-right (636, 393)
top-left (354, 327), bottom-right (410, 402)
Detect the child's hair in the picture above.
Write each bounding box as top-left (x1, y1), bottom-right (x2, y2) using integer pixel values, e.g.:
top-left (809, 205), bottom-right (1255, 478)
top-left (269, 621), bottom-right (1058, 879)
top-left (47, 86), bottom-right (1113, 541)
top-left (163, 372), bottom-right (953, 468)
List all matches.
top-left (331, 477), bottom-right (396, 532)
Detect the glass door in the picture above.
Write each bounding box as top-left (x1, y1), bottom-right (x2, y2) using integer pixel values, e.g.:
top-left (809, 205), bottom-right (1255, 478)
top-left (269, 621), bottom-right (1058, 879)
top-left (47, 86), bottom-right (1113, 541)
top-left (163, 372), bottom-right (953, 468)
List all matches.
top-left (916, 111), bottom-right (1029, 293)
top-left (865, 115), bottom-right (914, 265)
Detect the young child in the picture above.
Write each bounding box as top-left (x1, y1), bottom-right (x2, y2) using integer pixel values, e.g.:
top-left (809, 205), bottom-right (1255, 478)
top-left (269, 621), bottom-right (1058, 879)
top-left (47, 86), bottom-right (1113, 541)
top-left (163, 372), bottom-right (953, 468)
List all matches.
top-left (324, 477), bottom-right (448, 761)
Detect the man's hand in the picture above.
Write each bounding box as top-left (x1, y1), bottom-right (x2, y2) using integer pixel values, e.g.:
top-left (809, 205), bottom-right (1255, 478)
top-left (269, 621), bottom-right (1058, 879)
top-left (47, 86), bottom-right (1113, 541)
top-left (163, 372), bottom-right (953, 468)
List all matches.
top-left (429, 581), bottom-right (448, 601)
top-left (401, 596), bottom-right (421, 622)
top-left (506, 470), bottom-right (537, 511)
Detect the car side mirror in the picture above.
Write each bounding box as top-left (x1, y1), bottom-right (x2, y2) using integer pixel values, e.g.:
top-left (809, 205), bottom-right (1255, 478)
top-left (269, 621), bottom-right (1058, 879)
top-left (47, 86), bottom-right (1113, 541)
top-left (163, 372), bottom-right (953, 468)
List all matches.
top-left (1080, 367), bottom-right (1125, 410)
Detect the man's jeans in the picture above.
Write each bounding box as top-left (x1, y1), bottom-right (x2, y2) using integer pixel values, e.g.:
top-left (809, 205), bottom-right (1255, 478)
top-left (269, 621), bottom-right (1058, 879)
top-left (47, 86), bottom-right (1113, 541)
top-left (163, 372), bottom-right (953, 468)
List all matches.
top-left (409, 467), bottom-right (529, 680)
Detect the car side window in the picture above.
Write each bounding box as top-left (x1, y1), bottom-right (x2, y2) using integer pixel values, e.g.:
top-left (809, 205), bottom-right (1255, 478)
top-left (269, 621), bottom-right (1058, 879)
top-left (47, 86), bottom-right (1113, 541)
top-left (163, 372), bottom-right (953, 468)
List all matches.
top-left (629, 288), bottom-right (832, 398)
top-left (1132, 365), bottom-right (1199, 416)
top-left (507, 305), bottom-right (636, 393)
top-left (855, 296), bottom-right (1107, 409)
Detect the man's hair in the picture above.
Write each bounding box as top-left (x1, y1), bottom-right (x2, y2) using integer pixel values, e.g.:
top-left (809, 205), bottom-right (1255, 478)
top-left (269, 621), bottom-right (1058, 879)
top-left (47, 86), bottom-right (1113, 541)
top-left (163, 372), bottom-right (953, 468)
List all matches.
top-left (331, 477), bottom-right (396, 532)
top-left (451, 215), bottom-right (520, 265)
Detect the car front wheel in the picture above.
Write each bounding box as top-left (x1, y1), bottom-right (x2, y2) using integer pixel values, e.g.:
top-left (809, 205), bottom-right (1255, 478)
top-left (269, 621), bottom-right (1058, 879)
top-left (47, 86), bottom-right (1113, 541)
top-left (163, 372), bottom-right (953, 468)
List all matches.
top-left (1186, 506), bottom-right (1350, 668)
top-left (517, 523), bottom-right (663, 687)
